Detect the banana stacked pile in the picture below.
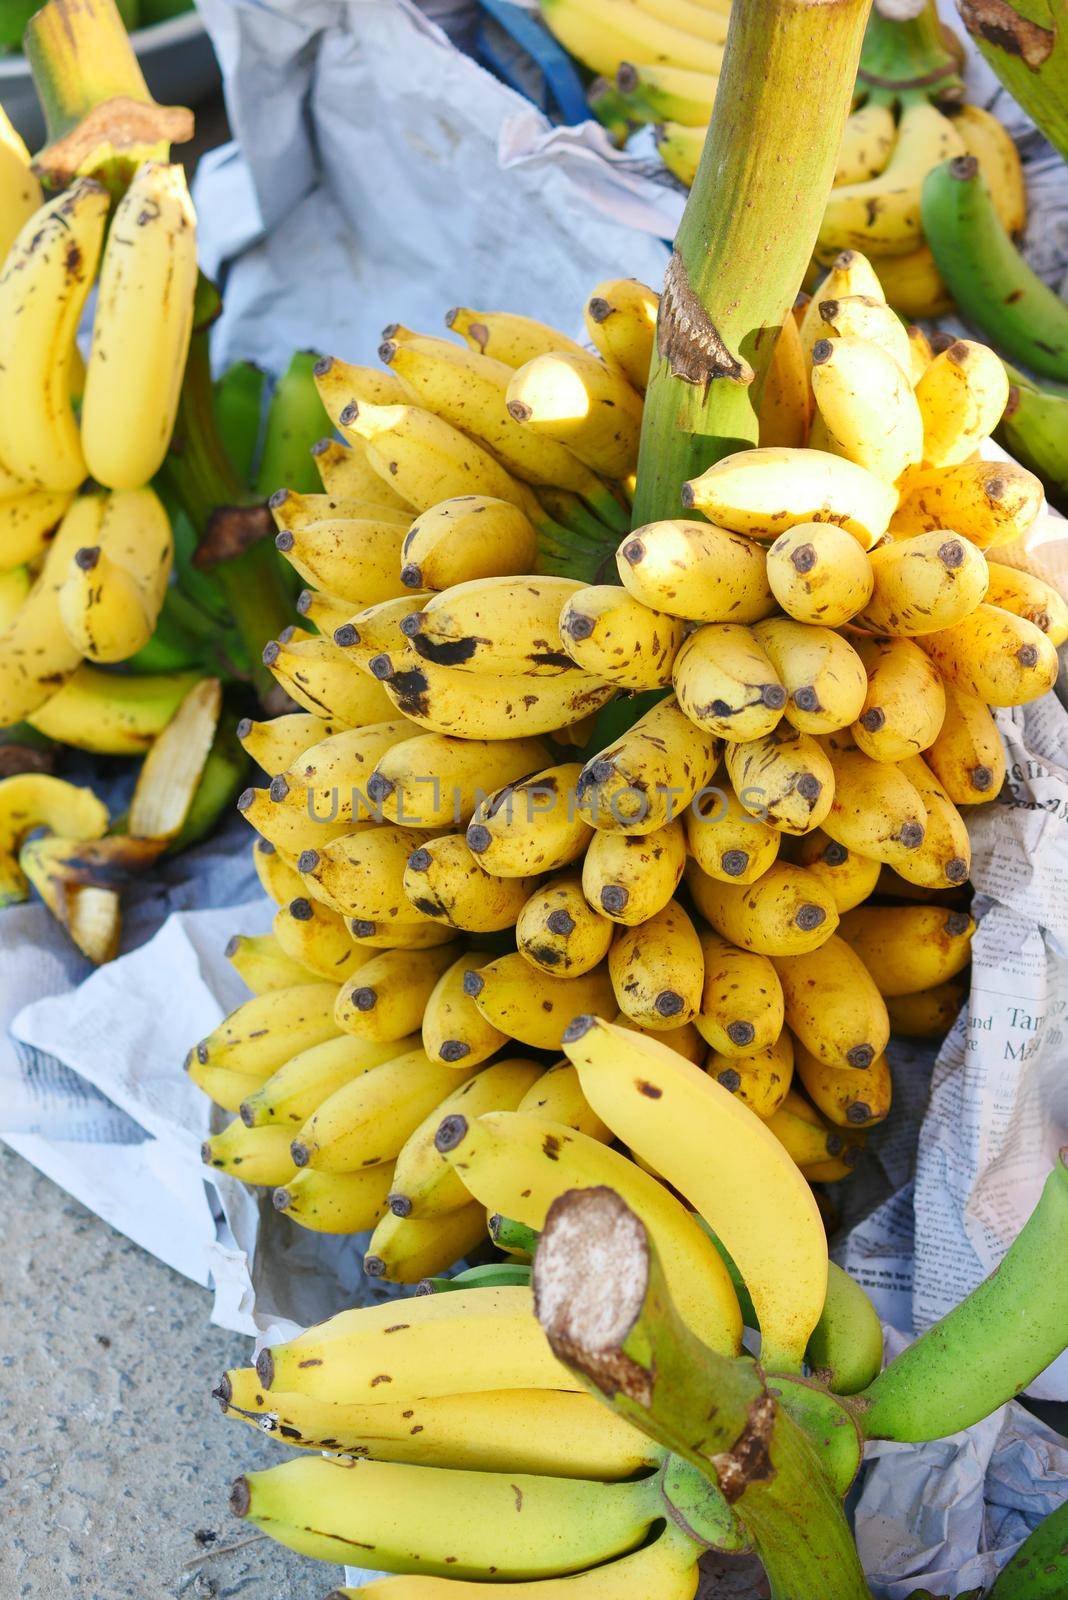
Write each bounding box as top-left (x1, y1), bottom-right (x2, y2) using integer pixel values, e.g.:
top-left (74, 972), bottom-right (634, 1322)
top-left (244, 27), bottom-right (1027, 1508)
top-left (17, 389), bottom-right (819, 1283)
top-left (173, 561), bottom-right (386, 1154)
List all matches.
top-left (0, 127), bottom-right (198, 733)
top-left (190, 248), bottom-right (1064, 1289)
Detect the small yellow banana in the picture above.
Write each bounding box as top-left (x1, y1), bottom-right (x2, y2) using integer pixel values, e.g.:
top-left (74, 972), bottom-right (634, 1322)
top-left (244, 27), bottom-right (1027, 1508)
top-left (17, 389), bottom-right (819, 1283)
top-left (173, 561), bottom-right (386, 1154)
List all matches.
top-left (765, 522), bottom-right (874, 627)
top-left (682, 446), bottom-right (896, 549)
top-left (516, 875), bottom-right (615, 975)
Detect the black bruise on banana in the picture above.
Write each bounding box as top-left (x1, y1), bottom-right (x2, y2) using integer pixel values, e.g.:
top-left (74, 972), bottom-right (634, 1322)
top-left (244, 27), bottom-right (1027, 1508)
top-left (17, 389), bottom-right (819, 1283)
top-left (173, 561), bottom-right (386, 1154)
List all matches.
top-left (658, 248), bottom-right (754, 391)
top-left (407, 630), bottom-right (576, 674)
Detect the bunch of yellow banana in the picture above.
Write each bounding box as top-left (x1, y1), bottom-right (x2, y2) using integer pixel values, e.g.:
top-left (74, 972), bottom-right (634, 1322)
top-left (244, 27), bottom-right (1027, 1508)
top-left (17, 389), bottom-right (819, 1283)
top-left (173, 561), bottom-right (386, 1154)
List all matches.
top-left (0, 154), bottom-right (198, 730)
top-left (189, 247), bottom-right (1068, 1299)
top-left (540, 0), bottom-right (1026, 323)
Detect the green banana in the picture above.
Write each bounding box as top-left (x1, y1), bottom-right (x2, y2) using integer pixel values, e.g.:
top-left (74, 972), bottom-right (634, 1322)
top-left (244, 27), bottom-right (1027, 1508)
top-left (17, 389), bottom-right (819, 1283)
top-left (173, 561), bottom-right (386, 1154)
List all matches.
top-left (995, 371), bottom-right (1068, 517)
top-left (488, 1214), bottom-right (538, 1260)
top-left (855, 1150), bottom-right (1068, 1441)
top-left (215, 359), bottom-right (268, 485)
top-left (923, 157), bottom-right (1068, 384)
top-left (987, 1497), bottom-right (1068, 1600)
top-left (418, 1262), bottom-right (532, 1294)
top-left (255, 350), bottom-right (329, 499)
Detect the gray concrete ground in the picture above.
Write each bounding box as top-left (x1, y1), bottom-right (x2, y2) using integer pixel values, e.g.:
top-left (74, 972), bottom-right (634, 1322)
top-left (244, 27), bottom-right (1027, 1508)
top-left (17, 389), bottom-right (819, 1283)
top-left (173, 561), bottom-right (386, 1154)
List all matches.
top-left (0, 1145), bottom-right (342, 1600)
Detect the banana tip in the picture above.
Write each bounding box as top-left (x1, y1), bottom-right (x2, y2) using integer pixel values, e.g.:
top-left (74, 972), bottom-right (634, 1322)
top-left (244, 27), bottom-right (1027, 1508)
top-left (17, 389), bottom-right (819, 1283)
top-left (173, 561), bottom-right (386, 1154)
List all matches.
top-left (229, 1477), bottom-right (251, 1518)
top-left (364, 1254), bottom-right (386, 1277)
top-left (212, 1374), bottom-right (232, 1408)
top-left (434, 1113), bottom-right (469, 1154)
top-left (562, 1014), bottom-right (596, 1042)
top-left (255, 1346), bottom-right (274, 1388)
top-left (388, 1193), bottom-right (412, 1217)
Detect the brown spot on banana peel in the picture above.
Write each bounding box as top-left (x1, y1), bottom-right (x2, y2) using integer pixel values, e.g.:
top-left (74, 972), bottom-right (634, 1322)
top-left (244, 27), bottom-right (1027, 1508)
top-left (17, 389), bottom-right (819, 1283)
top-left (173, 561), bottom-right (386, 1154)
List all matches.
top-left (711, 1392), bottom-right (776, 1503)
top-left (657, 249), bottom-right (754, 391)
top-left (959, 0), bottom-right (1054, 65)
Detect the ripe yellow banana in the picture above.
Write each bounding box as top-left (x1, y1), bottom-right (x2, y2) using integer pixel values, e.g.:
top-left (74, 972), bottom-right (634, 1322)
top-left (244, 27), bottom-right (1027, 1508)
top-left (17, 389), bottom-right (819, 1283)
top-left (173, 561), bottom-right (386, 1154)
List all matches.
top-left (465, 951), bottom-right (615, 1050)
top-left (237, 781), bottom-right (356, 859)
top-left (56, 489), bottom-right (174, 663)
top-left (758, 312), bottom-right (810, 450)
top-left (584, 278), bottom-right (658, 392)
top-left (892, 755), bottom-right (971, 890)
top-left (559, 584), bottom-right (685, 689)
top-left (686, 859), bottom-right (839, 957)
top-left (0, 178), bottom-right (109, 490)
top-left (884, 981), bottom-right (966, 1038)
top-left (915, 603), bottom-right (1058, 707)
top-left (240, 1033), bottom-right (416, 1129)
top-left (0, 564), bottom-right (30, 627)
top-left (257, 1283), bottom-right (578, 1401)
top-left (765, 522), bottom-right (874, 627)
top-left (219, 1367), bottom-right (660, 1479)
top-left (273, 897), bottom-right (368, 981)
top-left (615, 517), bottom-right (776, 622)
top-left (851, 635), bottom-right (947, 763)
top-left (708, 1029), bottom-right (794, 1119)
top-left (923, 681), bottom-right (1006, 804)
top-left (288, 720), bottom-right (414, 821)
top-left (814, 294), bottom-right (913, 376)
top-left (312, 433), bottom-right (415, 511)
top-left (0, 489), bottom-right (73, 568)
top-left (341, 400), bottom-right (539, 517)
top-left (582, 816), bottom-right (686, 923)
top-left (538, 0), bottom-right (724, 76)
top-left (833, 103), bottom-right (896, 186)
top-left (404, 833), bottom-right (538, 931)
top-left (225, 932), bottom-right (314, 994)
top-left (695, 929), bottom-right (784, 1057)
top-left (562, 1015), bottom-right (828, 1370)
top-left (577, 694), bottom-right (721, 834)
top-left (798, 250), bottom-right (885, 363)
top-left (914, 339), bottom-right (1010, 467)
top-left (466, 762), bottom-right (591, 876)
top-left (672, 622), bottom-right (788, 742)
top-left (838, 902), bottom-right (975, 995)
top-left (0, 773), bottom-right (109, 906)
top-left (202, 1118), bottom-right (298, 1187)
top-left (333, 593), bottom-right (435, 670)
top-left (372, 650), bottom-right (614, 740)
top-left (810, 335), bottom-right (923, 482)
top-left (250, 839), bottom-right (304, 906)
top-left (519, 1058), bottom-right (612, 1140)
top-left (404, 576), bottom-right (583, 676)
top-left (314, 357), bottom-right (411, 427)
top-left (335, 942), bottom-right (458, 1043)
top-left (298, 824), bottom-right (439, 923)
top-left (682, 446), bottom-right (896, 549)
top-left (439, 1108), bottom-right (741, 1352)
top-left (364, 1202), bottom-right (488, 1283)
top-left (382, 337), bottom-right (621, 518)
top-left (292, 1045), bottom-right (478, 1173)
top-left (272, 504), bottom-right (409, 606)
top-left (367, 732), bottom-right (548, 829)
top-left (793, 830), bottom-right (881, 913)
top-left (891, 459), bottom-right (1042, 551)
top-left (505, 351), bottom-right (643, 479)
top-left (273, 1162), bottom-right (395, 1233)
top-left (857, 530), bottom-right (990, 638)
top-left (238, 712), bottom-right (339, 777)
top-left (0, 105), bottom-right (42, 263)
top-left (608, 899), bottom-right (704, 1029)
top-left (81, 163), bottom-right (198, 489)
top-left (389, 1056), bottom-right (543, 1218)
top-left (819, 736), bottom-right (929, 870)
top-left (766, 1088), bottom-right (864, 1170)
top-left (795, 1039), bottom-right (892, 1130)
top-left (952, 103), bottom-right (1027, 236)
top-left (819, 101), bottom-right (965, 257)
top-left (189, 982), bottom-right (343, 1081)
top-left (773, 935), bottom-right (889, 1070)
top-left (399, 496), bottom-right (540, 590)
top-left (723, 723), bottom-right (835, 835)
top-left (751, 617), bottom-right (867, 736)
top-left (262, 633), bottom-right (398, 725)
top-left (516, 874), bottom-right (614, 974)
top-left (446, 306), bottom-right (587, 367)
top-left (231, 1452), bottom-right (663, 1578)
top-left (985, 563), bottom-right (1068, 646)
top-left (421, 955), bottom-right (509, 1065)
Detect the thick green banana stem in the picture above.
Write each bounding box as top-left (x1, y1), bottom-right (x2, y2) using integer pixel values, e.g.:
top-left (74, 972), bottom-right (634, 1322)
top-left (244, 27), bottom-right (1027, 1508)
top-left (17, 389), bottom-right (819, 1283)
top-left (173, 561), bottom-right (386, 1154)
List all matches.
top-left (856, 0), bottom-right (965, 106)
top-left (923, 157), bottom-right (1068, 383)
top-left (533, 1186), bottom-right (872, 1600)
top-left (160, 277), bottom-right (294, 705)
top-left (987, 1495), bottom-right (1068, 1600)
top-left (24, 0), bottom-right (193, 192)
top-left (959, 0), bottom-right (1068, 164)
top-left (856, 1150), bottom-right (1068, 1442)
top-left (631, 0), bottom-right (871, 526)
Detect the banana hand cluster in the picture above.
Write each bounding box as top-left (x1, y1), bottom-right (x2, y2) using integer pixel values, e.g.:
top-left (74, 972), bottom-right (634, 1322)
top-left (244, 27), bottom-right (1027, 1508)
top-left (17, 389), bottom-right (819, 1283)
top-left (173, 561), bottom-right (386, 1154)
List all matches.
top-left (0, 160), bottom-right (198, 729)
